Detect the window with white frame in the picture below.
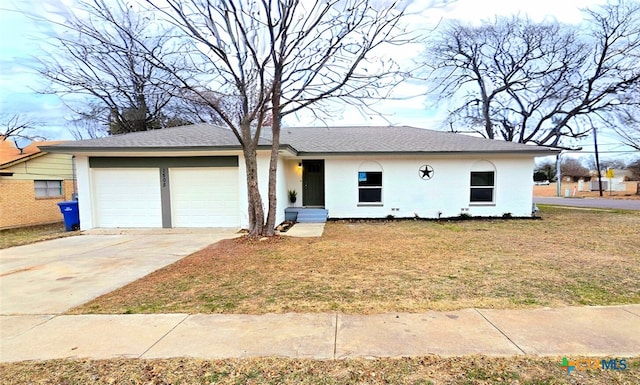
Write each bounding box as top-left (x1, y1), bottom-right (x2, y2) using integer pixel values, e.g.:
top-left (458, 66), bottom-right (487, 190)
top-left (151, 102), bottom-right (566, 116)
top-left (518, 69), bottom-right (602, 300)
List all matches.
top-left (35, 180), bottom-right (63, 198)
top-left (470, 171), bottom-right (495, 203)
top-left (358, 171), bottom-right (382, 203)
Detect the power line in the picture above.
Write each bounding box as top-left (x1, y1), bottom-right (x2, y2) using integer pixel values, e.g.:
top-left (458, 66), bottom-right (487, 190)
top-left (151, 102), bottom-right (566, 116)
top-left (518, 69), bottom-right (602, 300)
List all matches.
top-left (564, 150), bottom-right (639, 154)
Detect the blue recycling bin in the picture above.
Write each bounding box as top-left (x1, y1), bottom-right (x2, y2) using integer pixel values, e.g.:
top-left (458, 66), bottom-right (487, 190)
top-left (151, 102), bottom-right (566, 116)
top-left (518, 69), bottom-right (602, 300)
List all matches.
top-left (57, 201), bottom-right (80, 231)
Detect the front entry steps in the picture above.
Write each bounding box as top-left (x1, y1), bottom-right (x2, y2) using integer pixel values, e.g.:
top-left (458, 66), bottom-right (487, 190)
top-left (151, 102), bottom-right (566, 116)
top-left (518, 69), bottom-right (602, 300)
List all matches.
top-left (285, 208), bottom-right (328, 223)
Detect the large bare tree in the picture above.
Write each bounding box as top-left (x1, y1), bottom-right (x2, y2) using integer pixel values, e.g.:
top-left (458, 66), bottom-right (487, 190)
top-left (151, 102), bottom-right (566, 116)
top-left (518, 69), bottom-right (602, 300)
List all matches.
top-left (423, 1), bottom-right (640, 147)
top-left (141, 0), bottom-right (423, 236)
top-left (36, 0), bottom-right (179, 135)
top-left (36, 0), bottom-right (447, 236)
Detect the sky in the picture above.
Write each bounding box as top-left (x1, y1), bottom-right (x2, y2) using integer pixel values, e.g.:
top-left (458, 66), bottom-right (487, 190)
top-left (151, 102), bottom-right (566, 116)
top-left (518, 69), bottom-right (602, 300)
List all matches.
top-left (0, 0), bottom-right (636, 162)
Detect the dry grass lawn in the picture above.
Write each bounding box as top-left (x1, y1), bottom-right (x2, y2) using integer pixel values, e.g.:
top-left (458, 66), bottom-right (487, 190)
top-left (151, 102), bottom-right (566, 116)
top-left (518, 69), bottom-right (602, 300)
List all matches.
top-left (1, 356), bottom-right (638, 385)
top-left (71, 206), bottom-right (640, 315)
top-left (0, 222), bottom-right (77, 249)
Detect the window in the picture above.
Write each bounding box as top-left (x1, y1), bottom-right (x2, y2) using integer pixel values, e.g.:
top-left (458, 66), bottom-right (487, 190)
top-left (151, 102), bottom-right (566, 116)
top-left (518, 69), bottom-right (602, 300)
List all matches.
top-left (35, 180), bottom-right (63, 198)
top-left (358, 171), bottom-right (382, 203)
top-left (470, 171), bottom-right (494, 203)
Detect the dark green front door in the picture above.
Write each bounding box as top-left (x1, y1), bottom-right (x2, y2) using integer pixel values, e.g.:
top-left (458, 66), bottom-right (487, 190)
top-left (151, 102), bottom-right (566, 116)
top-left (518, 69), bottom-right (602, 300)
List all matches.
top-left (302, 160), bottom-right (325, 206)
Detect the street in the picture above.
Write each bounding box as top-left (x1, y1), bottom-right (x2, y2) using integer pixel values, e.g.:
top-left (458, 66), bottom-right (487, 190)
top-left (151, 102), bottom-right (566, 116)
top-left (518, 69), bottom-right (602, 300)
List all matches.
top-left (534, 197), bottom-right (640, 211)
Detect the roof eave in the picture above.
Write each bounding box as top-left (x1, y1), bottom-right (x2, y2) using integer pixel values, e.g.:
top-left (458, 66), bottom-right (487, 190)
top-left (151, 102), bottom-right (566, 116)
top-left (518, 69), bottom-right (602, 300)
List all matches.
top-left (0, 152), bottom-right (48, 168)
top-left (42, 145), bottom-right (248, 153)
top-left (41, 144), bottom-right (297, 155)
top-left (294, 149), bottom-right (561, 156)
top-left (41, 143), bottom-right (560, 157)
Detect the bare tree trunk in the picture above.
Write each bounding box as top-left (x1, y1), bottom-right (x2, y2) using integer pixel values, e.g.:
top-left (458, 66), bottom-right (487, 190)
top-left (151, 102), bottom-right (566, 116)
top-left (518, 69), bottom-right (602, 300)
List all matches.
top-left (264, 77), bottom-right (282, 236)
top-left (243, 146), bottom-right (265, 237)
top-left (264, 121), bottom-right (280, 236)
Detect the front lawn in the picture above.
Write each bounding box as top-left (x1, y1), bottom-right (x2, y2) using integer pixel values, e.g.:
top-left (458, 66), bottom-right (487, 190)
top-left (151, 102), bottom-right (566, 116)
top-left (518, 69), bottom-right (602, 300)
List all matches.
top-left (1, 356), bottom-right (639, 385)
top-left (71, 206), bottom-right (640, 314)
top-left (0, 222), bottom-right (77, 249)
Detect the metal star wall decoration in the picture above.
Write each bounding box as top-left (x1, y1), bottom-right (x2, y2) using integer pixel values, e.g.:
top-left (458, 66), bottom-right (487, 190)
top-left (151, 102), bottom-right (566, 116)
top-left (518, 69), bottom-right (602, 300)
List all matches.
top-left (419, 164), bottom-right (434, 180)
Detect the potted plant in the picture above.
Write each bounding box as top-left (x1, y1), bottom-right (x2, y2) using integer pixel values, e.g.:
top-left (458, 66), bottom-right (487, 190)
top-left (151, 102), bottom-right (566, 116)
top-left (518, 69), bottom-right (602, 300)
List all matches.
top-left (288, 189), bottom-right (297, 204)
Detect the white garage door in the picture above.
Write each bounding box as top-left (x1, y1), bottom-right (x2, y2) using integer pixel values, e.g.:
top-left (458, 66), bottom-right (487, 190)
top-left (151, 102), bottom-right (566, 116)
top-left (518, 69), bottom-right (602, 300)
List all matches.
top-left (93, 169), bottom-right (162, 227)
top-left (170, 167), bottom-right (239, 227)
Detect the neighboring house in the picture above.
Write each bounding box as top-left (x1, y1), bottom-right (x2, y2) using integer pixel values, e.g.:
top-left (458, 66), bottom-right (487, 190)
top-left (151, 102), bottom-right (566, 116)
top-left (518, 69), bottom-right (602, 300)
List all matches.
top-left (588, 169), bottom-right (634, 192)
top-left (591, 169), bottom-right (633, 182)
top-left (43, 124), bottom-right (559, 230)
top-left (0, 137), bottom-right (74, 229)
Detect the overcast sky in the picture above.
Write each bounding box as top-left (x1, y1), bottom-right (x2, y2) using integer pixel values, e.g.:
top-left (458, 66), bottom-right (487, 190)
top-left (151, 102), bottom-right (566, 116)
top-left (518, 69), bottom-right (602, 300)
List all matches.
top-left (0, 0), bottom-right (634, 161)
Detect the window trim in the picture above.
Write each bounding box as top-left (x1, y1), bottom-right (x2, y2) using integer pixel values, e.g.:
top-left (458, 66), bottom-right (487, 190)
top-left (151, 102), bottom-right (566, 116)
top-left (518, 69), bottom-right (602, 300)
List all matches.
top-left (34, 180), bottom-right (63, 198)
top-left (470, 171), bottom-right (495, 205)
top-left (358, 171), bottom-right (383, 205)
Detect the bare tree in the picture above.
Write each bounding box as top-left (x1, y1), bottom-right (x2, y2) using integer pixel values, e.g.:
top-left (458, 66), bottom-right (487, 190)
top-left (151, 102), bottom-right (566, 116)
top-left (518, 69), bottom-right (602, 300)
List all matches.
top-left (599, 158), bottom-right (628, 170)
top-left (0, 114), bottom-right (46, 143)
top-left (36, 0), bottom-right (179, 135)
top-left (142, 0), bottom-right (421, 236)
top-left (423, 1), bottom-right (640, 147)
top-left (66, 102), bottom-right (109, 140)
top-left (560, 158), bottom-right (590, 181)
top-left (627, 157), bottom-right (640, 180)
top-left (173, 88), bottom-right (240, 127)
top-left (612, 117), bottom-right (640, 151)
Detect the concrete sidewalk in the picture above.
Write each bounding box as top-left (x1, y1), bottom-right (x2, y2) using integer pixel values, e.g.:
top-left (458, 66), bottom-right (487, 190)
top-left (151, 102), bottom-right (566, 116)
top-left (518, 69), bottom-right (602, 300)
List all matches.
top-left (2, 305), bottom-right (639, 363)
top-left (281, 223), bottom-right (325, 237)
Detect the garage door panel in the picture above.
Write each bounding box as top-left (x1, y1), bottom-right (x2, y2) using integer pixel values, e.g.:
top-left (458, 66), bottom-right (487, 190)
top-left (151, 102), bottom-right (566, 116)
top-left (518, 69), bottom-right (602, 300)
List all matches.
top-left (93, 169), bottom-right (162, 228)
top-left (170, 168), bottom-right (239, 227)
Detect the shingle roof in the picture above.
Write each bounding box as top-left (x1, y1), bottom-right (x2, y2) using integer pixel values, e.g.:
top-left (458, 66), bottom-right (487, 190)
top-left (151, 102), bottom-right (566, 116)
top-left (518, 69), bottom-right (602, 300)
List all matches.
top-left (46, 124), bottom-right (268, 149)
top-left (0, 137), bottom-right (67, 167)
top-left (44, 124), bottom-right (559, 155)
top-left (278, 126), bottom-right (557, 154)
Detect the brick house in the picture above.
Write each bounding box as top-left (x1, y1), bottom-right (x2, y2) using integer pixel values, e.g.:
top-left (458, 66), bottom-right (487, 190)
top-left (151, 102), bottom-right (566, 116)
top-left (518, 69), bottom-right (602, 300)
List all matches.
top-left (0, 137), bottom-right (75, 229)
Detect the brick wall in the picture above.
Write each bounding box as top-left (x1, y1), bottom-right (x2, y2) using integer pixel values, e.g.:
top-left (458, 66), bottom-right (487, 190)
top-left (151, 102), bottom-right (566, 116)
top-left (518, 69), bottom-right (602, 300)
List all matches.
top-left (0, 179), bottom-right (75, 229)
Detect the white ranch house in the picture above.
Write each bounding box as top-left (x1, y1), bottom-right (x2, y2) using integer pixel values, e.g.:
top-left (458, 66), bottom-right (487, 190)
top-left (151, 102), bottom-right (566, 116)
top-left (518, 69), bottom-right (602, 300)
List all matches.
top-left (45, 125), bottom-right (559, 230)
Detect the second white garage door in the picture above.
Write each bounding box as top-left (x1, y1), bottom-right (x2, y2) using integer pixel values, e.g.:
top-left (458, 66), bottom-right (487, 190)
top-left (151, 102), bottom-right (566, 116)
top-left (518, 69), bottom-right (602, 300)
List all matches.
top-left (170, 167), bottom-right (240, 227)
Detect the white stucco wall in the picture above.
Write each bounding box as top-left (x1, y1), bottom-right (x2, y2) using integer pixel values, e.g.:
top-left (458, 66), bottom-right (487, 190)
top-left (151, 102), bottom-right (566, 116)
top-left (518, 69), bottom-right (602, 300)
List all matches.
top-left (321, 155), bottom-right (535, 219)
top-left (73, 151), bottom-right (536, 230)
top-left (276, 157), bottom-right (288, 224)
top-left (73, 155), bottom-right (94, 230)
top-left (283, 159), bottom-right (303, 208)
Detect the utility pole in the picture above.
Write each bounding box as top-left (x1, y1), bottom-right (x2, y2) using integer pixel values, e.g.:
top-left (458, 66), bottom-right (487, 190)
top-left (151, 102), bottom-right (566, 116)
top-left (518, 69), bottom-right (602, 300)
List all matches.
top-left (556, 152), bottom-right (562, 197)
top-left (593, 126), bottom-right (603, 197)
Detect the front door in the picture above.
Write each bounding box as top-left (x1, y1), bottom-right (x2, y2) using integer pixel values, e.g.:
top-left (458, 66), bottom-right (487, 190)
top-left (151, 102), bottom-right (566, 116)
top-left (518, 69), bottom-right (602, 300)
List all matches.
top-left (302, 160), bottom-right (325, 206)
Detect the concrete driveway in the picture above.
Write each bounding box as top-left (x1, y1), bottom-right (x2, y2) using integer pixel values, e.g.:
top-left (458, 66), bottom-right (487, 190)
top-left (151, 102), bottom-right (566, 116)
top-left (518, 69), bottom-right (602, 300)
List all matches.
top-left (0, 229), bottom-right (238, 315)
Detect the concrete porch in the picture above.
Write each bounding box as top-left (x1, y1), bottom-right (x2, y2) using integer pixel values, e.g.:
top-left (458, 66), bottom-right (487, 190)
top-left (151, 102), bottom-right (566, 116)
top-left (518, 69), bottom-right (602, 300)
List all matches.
top-left (284, 208), bottom-right (329, 223)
